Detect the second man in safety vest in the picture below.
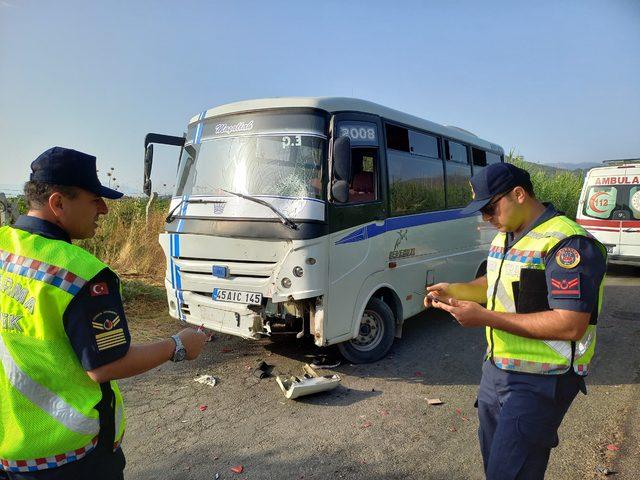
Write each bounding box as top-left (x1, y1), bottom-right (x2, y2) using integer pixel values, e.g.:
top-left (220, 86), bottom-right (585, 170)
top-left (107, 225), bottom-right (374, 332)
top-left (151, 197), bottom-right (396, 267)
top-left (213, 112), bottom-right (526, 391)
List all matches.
top-left (0, 147), bottom-right (209, 479)
top-left (425, 162), bottom-right (606, 479)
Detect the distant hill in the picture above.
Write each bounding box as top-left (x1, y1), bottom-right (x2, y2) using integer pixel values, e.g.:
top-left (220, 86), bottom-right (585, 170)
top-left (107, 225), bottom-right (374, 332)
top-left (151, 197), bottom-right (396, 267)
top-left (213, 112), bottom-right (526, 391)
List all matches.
top-left (0, 184), bottom-right (24, 197)
top-left (540, 161), bottom-right (600, 171)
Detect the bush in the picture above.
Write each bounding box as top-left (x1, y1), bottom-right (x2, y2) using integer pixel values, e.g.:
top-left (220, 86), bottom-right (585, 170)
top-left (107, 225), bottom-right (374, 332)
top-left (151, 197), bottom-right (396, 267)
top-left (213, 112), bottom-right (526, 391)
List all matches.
top-left (506, 152), bottom-right (583, 219)
top-left (77, 197), bottom-right (169, 280)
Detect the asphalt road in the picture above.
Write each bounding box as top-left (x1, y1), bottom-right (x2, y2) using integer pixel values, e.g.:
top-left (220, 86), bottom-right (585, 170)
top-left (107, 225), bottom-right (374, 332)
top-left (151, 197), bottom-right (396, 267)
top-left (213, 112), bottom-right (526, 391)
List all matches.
top-left (120, 265), bottom-right (640, 480)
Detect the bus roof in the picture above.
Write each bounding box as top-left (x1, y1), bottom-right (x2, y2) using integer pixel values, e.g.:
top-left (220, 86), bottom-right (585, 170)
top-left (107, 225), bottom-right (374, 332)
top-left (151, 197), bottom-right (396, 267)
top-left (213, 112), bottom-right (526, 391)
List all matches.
top-left (190, 97), bottom-right (504, 154)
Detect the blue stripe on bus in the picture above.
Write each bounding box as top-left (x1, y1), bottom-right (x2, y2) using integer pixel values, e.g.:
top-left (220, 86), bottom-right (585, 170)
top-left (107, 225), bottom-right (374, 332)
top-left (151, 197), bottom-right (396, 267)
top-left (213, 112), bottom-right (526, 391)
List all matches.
top-left (194, 111), bottom-right (206, 144)
top-left (335, 209), bottom-right (477, 245)
top-left (176, 195), bottom-right (189, 232)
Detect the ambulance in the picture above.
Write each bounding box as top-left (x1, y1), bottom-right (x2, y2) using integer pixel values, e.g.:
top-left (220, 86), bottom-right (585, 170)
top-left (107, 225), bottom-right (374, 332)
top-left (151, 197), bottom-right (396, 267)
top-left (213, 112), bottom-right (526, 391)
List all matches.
top-left (576, 159), bottom-right (640, 266)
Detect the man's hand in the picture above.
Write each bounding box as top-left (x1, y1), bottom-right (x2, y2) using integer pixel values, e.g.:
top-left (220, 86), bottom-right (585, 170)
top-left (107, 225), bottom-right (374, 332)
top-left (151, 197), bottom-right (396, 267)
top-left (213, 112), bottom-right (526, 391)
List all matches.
top-left (424, 282), bottom-right (452, 308)
top-left (431, 298), bottom-right (489, 328)
top-left (177, 328), bottom-right (208, 360)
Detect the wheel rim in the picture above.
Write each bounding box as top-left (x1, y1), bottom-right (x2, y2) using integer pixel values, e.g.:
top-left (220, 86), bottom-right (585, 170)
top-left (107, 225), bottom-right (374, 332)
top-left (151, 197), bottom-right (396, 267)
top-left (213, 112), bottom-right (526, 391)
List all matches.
top-left (350, 309), bottom-right (384, 352)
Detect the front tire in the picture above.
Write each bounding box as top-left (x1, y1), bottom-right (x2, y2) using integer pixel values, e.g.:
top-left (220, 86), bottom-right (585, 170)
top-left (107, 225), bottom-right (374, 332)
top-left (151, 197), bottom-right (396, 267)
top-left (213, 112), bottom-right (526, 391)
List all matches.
top-left (337, 297), bottom-right (395, 364)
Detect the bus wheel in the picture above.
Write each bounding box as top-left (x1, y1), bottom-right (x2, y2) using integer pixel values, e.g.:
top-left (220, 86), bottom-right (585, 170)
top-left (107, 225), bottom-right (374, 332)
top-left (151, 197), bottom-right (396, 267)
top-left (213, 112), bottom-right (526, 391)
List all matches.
top-left (338, 297), bottom-right (395, 364)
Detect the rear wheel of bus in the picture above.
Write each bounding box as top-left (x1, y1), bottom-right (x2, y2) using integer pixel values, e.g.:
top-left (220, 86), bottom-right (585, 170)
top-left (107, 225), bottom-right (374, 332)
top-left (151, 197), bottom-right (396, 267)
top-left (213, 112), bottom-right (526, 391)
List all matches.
top-left (338, 297), bottom-right (395, 364)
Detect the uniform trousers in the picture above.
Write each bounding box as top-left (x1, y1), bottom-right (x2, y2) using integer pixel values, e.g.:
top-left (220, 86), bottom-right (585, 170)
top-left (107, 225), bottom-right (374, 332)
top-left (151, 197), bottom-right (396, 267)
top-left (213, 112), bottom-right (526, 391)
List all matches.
top-left (477, 360), bottom-right (584, 480)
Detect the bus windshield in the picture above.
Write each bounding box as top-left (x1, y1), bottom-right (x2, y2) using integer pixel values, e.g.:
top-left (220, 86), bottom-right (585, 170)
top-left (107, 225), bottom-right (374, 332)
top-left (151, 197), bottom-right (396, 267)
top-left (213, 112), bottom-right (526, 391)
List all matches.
top-left (583, 184), bottom-right (640, 220)
top-left (175, 111), bottom-right (326, 200)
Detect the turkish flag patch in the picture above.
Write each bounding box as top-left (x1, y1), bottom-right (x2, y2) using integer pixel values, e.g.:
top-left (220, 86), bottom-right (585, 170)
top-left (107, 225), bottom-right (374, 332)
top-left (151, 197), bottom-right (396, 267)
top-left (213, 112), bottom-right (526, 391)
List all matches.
top-left (550, 273), bottom-right (581, 299)
top-left (89, 282), bottom-right (109, 297)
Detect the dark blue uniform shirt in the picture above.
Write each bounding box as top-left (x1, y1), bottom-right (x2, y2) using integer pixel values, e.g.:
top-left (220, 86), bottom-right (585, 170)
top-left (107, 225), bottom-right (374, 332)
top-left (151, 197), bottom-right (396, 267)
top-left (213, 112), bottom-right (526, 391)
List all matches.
top-left (13, 215), bottom-right (131, 370)
top-left (506, 204), bottom-right (606, 314)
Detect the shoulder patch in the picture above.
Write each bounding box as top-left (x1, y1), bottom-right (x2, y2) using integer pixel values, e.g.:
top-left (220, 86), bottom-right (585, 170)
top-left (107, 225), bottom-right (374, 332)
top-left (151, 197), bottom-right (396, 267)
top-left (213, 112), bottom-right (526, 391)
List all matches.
top-left (92, 310), bottom-right (121, 331)
top-left (555, 247), bottom-right (581, 269)
top-left (89, 282), bottom-right (110, 297)
top-left (92, 310), bottom-right (126, 350)
top-left (550, 272), bottom-right (581, 299)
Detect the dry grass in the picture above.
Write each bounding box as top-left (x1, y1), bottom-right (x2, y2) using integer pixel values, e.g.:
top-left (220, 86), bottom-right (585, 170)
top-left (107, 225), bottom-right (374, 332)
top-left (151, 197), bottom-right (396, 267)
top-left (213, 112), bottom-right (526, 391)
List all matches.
top-left (77, 198), bottom-right (169, 281)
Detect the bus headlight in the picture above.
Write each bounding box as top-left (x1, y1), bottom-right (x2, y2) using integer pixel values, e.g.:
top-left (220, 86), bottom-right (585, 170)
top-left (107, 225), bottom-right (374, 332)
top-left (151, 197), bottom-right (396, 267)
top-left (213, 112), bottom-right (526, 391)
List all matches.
top-left (293, 266), bottom-right (304, 277)
top-left (281, 277), bottom-right (292, 289)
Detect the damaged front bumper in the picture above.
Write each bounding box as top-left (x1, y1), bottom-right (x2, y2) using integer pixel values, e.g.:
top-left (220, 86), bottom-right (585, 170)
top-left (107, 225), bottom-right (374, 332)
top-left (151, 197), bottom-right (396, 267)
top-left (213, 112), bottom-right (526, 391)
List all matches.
top-left (276, 364), bottom-right (341, 399)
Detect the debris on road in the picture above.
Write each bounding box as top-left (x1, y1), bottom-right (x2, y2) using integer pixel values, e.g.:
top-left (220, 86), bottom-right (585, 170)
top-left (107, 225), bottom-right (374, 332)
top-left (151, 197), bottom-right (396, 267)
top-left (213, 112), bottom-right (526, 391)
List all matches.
top-left (426, 398), bottom-right (444, 405)
top-left (253, 360), bottom-right (275, 379)
top-left (310, 356), bottom-right (341, 369)
top-left (595, 466), bottom-right (617, 475)
top-left (276, 364), bottom-right (341, 399)
top-left (606, 444), bottom-right (620, 451)
top-left (194, 374), bottom-right (217, 387)
top-left (198, 405), bottom-right (208, 412)
top-left (361, 421), bottom-right (372, 428)
top-left (230, 465), bottom-right (244, 474)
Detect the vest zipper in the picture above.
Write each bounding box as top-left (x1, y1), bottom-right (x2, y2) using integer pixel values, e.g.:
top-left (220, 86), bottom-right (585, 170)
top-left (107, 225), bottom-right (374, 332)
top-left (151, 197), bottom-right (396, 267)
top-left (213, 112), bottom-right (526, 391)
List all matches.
top-left (488, 234), bottom-right (509, 364)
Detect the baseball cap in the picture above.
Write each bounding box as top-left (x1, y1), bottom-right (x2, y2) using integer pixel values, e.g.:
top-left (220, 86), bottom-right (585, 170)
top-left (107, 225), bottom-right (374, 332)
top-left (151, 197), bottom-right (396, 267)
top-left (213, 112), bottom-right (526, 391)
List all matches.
top-left (30, 147), bottom-right (123, 199)
top-left (460, 163), bottom-right (533, 215)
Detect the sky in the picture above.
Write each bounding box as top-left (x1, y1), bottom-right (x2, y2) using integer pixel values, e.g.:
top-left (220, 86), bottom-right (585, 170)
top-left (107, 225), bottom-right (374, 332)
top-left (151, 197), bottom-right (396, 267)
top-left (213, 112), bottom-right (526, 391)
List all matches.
top-left (1, 0), bottom-right (639, 195)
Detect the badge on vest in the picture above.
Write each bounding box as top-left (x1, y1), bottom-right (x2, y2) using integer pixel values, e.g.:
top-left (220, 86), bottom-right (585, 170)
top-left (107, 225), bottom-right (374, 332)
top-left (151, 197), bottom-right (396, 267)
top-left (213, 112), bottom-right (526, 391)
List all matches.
top-left (555, 247), bottom-right (581, 269)
top-left (550, 273), bottom-right (581, 299)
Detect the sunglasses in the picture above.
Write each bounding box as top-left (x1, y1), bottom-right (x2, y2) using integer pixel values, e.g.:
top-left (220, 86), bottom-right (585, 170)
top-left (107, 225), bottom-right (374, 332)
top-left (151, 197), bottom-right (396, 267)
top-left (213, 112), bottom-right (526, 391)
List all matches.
top-left (480, 189), bottom-right (512, 215)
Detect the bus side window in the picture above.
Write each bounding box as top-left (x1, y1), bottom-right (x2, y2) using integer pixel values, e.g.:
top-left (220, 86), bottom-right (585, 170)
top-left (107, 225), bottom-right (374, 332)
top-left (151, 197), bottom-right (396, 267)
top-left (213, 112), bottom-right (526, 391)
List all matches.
top-left (471, 149), bottom-right (500, 176)
top-left (445, 140), bottom-right (473, 208)
top-left (348, 148), bottom-right (378, 203)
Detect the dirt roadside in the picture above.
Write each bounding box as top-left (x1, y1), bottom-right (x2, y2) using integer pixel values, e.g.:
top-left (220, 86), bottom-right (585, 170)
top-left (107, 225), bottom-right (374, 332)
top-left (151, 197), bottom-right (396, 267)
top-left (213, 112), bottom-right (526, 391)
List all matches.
top-left (119, 266), bottom-right (640, 479)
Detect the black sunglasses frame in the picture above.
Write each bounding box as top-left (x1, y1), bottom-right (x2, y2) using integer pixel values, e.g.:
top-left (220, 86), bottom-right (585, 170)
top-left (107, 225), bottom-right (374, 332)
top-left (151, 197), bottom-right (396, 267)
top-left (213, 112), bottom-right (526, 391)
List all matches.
top-left (480, 189), bottom-right (513, 215)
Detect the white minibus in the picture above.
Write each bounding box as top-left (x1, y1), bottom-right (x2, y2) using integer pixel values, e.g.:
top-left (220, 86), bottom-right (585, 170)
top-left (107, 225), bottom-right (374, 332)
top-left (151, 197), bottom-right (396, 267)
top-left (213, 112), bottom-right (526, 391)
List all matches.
top-left (143, 97), bottom-right (503, 362)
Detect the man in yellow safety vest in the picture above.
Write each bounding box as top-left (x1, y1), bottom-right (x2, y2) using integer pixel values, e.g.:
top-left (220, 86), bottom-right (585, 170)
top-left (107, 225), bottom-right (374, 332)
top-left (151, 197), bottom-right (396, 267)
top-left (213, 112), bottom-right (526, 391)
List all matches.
top-left (426, 162), bottom-right (606, 479)
top-left (0, 147), bottom-right (208, 479)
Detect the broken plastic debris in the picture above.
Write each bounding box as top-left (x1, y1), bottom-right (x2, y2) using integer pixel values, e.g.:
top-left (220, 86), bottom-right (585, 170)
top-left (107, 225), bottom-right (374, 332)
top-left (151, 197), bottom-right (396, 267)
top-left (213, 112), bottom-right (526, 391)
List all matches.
top-left (276, 364), bottom-right (341, 399)
top-left (426, 398), bottom-right (444, 405)
top-left (194, 375), bottom-right (217, 387)
top-left (606, 444), bottom-right (619, 451)
top-left (230, 465), bottom-right (244, 474)
top-left (361, 421), bottom-right (372, 428)
top-left (253, 360), bottom-right (275, 379)
top-left (198, 405), bottom-right (207, 412)
top-left (379, 409), bottom-right (389, 416)
top-left (595, 466), bottom-right (617, 475)
top-left (455, 408), bottom-right (462, 414)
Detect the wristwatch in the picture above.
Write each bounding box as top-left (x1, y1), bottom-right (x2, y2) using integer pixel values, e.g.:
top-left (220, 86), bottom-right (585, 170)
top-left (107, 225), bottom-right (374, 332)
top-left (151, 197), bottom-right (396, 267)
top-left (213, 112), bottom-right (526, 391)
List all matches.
top-left (170, 335), bottom-right (187, 362)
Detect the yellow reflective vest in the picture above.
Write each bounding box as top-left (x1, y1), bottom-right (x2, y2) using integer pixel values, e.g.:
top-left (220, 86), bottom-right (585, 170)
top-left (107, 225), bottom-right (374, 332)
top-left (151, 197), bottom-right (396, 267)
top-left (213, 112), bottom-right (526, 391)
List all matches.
top-left (486, 215), bottom-right (605, 376)
top-left (0, 226), bottom-right (125, 473)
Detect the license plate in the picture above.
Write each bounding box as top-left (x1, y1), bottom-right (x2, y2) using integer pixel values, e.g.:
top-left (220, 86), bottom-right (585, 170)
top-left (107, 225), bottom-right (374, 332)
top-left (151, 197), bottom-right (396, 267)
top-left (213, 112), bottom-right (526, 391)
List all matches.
top-left (212, 288), bottom-right (262, 305)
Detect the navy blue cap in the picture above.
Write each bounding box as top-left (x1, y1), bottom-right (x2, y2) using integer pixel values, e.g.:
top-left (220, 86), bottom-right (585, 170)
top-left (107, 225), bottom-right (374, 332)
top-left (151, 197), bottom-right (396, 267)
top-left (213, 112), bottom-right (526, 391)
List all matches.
top-left (460, 163), bottom-right (533, 214)
top-left (30, 147), bottom-right (123, 199)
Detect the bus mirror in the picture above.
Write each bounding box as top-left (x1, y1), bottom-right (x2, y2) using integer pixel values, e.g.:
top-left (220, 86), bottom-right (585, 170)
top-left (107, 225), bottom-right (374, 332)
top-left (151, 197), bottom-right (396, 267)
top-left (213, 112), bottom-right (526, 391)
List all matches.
top-left (331, 180), bottom-right (349, 203)
top-left (143, 144), bottom-right (153, 196)
top-left (333, 136), bottom-right (352, 182)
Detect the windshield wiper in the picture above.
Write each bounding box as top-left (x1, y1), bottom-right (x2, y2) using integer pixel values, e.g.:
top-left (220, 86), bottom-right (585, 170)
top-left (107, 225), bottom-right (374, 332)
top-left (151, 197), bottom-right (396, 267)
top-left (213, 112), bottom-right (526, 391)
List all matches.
top-left (221, 189), bottom-right (299, 230)
top-left (166, 198), bottom-right (224, 223)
